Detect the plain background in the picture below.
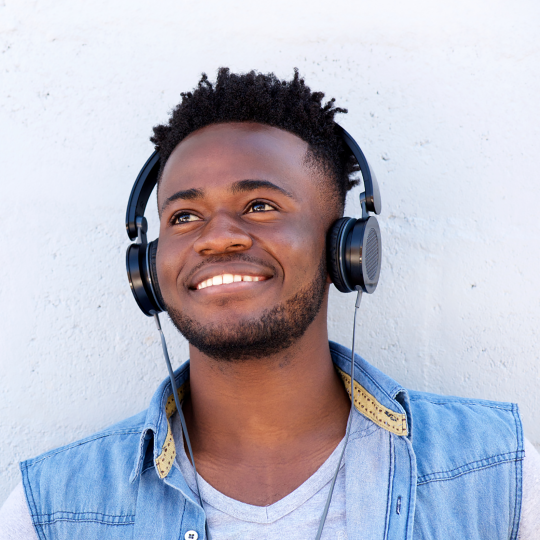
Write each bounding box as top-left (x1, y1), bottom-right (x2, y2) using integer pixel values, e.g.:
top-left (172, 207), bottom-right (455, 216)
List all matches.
top-left (1, 0), bottom-right (539, 504)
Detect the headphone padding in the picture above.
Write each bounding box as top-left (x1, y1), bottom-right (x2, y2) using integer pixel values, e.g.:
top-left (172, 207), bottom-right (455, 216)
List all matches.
top-left (148, 239), bottom-right (166, 312)
top-left (327, 217), bottom-right (354, 293)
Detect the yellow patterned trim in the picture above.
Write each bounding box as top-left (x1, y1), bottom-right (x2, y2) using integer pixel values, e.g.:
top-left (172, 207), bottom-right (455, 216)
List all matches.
top-left (155, 367), bottom-right (408, 478)
top-left (336, 367), bottom-right (408, 436)
top-left (155, 381), bottom-right (190, 479)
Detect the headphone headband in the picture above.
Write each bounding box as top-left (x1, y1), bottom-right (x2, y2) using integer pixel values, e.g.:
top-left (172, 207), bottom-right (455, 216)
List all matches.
top-left (125, 151), bottom-right (160, 241)
top-left (124, 124), bottom-right (381, 241)
top-left (335, 125), bottom-right (382, 215)
top-left (126, 124), bottom-right (383, 315)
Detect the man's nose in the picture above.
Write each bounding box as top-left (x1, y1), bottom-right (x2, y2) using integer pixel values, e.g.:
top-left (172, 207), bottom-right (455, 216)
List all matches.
top-left (193, 212), bottom-right (253, 255)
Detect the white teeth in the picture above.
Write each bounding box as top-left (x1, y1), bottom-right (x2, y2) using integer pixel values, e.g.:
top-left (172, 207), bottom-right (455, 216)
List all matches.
top-left (197, 274), bottom-right (265, 290)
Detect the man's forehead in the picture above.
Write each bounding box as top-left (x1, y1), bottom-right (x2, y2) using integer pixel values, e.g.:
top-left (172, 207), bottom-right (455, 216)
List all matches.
top-left (164, 122), bottom-right (308, 170)
top-left (157, 122), bottom-right (313, 204)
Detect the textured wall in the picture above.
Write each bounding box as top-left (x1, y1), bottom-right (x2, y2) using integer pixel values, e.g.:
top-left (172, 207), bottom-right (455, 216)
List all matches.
top-left (1, 0), bottom-right (539, 503)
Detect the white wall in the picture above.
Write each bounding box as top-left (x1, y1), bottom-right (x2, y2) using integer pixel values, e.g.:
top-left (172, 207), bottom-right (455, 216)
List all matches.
top-left (1, 0), bottom-right (539, 503)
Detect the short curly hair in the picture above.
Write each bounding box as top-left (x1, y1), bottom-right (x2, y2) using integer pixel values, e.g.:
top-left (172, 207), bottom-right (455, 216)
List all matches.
top-left (150, 68), bottom-right (359, 210)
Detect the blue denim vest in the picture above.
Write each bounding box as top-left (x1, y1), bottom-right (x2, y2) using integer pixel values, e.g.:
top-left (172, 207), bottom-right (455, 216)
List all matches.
top-left (20, 341), bottom-right (524, 539)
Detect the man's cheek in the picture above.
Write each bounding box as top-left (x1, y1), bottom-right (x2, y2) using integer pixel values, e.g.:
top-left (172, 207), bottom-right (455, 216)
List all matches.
top-left (157, 247), bottom-right (186, 301)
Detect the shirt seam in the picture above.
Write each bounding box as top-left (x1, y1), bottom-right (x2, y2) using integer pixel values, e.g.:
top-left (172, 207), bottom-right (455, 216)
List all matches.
top-left (510, 403), bottom-right (524, 540)
top-left (409, 396), bottom-right (515, 410)
top-left (23, 428), bottom-right (144, 466)
top-left (20, 465), bottom-right (45, 540)
top-left (332, 350), bottom-right (405, 413)
top-left (417, 452), bottom-right (524, 485)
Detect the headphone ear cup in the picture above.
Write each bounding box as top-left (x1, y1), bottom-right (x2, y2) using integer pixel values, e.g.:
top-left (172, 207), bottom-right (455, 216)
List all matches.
top-left (125, 239), bottom-right (165, 316)
top-left (126, 242), bottom-right (158, 316)
top-left (346, 216), bottom-right (382, 294)
top-left (327, 217), bottom-right (356, 293)
top-left (148, 239), bottom-right (166, 312)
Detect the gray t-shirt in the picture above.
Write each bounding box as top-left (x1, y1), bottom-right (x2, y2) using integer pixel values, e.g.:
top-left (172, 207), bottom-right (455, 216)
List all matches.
top-left (172, 409), bottom-right (352, 540)
top-left (1, 409), bottom-right (540, 539)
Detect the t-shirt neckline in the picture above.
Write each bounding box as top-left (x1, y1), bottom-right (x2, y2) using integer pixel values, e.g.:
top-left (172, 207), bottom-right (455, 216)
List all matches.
top-left (171, 410), bottom-right (364, 524)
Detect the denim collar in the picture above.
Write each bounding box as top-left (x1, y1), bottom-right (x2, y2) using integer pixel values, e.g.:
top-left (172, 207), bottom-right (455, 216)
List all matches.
top-left (130, 340), bottom-right (411, 483)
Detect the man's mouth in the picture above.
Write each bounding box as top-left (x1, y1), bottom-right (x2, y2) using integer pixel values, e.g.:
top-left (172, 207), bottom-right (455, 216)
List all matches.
top-left (195, 274), bottom-right (270, 290)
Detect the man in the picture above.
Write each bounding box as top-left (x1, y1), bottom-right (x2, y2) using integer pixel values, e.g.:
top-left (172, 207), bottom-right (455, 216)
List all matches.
top-left (1, 68), bottom-right (539, 539)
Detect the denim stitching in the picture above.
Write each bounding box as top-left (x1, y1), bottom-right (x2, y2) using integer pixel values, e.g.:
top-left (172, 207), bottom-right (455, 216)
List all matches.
top-left (130, 428), bottom-right (153, 483)
top-left (334, 351), bottom-right (387, 394)
top-left (512, 458), bottom-right (520, 540)
top-left (155, 418), bottom-right (176, 478)
top-left (26, 428), bottom-right (143, 466)
top-left (418, 450), bottom-right (523, 481)
top-left (409, 395), bottom-right (514, 410)
top-left (35, 518), bottom-right (134, 526)
top-left (20, 464), bottom-right (47, 540)
top-left (337, 367), bottom-right (408, 436)
top-left (334, 348), bottom-right (405, 402)
top-left (408, 439), bottom-right (416, 537)
top-left (155, 381), bottom-right (190, 478)
top-left (333, 350), bottom-right (405, 413)
top-left (382, 433), bottom-right (394, 540)
top-left (156, 364), bottom-right (190, 426)
top-left (34, 511), bottom-right (135, 526)
top-left (36, 511), bottom-right (134, 518)
top-left (152, 367), bottom-right (189, 475)
top-left (417, 453), bottom-right (523, 486)
top-left (403, 436), bottom-right (417, 538)
top-left (510, 403), bottom-right (524, 540)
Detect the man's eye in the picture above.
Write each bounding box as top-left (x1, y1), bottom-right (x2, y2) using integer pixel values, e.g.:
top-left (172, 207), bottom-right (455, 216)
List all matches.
top-left (247, 202), bottom-right (275, 213)
top-left (173, 212), bottom-right (201, 224)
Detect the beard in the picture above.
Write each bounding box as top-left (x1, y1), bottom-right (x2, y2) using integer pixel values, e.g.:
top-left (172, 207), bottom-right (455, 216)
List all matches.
top-left (166, 254), bottom-right (328, 362)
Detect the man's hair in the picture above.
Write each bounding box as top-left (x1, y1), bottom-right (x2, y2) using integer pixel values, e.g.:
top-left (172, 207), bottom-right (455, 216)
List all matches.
top-left (150, 68), bottom-right (359, 209)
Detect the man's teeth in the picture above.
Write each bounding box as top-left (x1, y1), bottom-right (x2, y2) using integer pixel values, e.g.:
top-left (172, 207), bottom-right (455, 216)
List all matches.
top-left (197, 274), bottom-right (264, 290)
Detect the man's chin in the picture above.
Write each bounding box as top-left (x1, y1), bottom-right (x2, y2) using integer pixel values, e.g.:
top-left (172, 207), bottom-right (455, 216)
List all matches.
top-left (165, 256), bottom-right (328, 362)
top-left (166, 308), bottom-right (303, 362)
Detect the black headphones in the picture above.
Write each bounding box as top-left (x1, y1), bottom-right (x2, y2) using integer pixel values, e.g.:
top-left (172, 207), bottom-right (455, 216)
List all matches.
top-left (125, 125), bottom-right (382, 316)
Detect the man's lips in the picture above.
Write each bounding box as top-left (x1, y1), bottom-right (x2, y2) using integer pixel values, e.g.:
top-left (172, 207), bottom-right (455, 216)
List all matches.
top-left (188, 262), bottom-right (275, 291)
top-left (195, 273), bottom-right (270, 290)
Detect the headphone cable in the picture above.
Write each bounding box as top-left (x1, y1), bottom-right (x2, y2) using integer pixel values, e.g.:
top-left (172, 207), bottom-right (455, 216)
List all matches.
top-left (151, 312), bottom-right (212, 540)
top-left (315, 286), bottom-right (362, 540)
top-left (152, 286), bottom-right (361, 540)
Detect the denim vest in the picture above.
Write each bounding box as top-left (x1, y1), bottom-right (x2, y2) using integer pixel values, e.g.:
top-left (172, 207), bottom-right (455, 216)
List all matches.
top-left (20, 341), bottom-right (524, 539)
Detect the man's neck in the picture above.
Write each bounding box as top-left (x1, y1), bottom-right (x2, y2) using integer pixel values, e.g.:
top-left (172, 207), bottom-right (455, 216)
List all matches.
top-left (182, 308), bottom-right (351, 506)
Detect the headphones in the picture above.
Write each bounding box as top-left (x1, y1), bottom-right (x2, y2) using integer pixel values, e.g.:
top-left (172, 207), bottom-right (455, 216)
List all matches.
top-left (125, 125), bottom-right (382, 316)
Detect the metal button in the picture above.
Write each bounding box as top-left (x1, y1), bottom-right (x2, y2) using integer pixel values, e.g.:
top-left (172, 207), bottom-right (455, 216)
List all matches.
top-left (184, 531), bottom-right (198, 540)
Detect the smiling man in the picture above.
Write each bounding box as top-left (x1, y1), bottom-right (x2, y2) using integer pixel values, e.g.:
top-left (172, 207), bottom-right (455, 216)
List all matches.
top-left (1, 69), bottom-right (539, 540)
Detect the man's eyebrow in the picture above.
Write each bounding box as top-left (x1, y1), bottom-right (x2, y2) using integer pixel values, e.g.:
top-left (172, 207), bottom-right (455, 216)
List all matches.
top-left (161, 188), bottom-right (205, 213)
top-left (160, 180), bottom-right (294, 214)
top-left (231, 179), bottom-right (295, 199)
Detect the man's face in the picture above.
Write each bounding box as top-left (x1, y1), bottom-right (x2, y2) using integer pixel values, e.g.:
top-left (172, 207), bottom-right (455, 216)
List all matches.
top-left (156, 122), bottom-right (336, 361)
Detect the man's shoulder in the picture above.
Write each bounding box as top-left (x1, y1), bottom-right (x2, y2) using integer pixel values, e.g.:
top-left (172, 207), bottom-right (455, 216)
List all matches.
top-left (22, 409), bottom-right (147, 470)
top-left (18, 411), bottom-right (150, 534)
top-left (20, 410), bottom-right (148, 513)
top-left (407, 389), bottom-right (524, 484)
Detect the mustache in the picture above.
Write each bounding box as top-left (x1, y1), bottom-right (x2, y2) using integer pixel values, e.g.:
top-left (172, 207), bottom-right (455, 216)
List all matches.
top-left (182, 253), bottom-right (279, 286)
